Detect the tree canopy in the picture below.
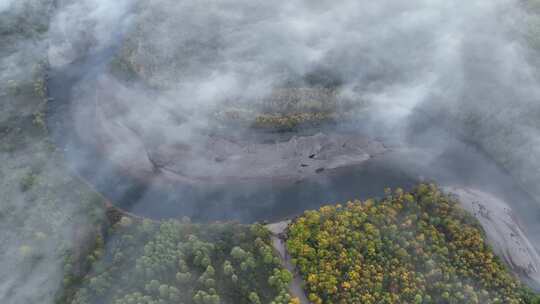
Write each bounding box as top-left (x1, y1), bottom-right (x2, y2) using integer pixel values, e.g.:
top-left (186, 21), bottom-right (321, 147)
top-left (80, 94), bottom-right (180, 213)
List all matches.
top-left (61, 220), bottom-right (295, 304)
top-left (287, 184), bottom-right (540, 304)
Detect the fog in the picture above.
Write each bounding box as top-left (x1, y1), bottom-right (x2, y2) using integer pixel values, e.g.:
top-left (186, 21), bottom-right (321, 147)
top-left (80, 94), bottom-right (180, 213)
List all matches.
top-left (47, 0), bottom-right (540, 150)
top-left (48, 0), bottom-right (540, 215)
top-left (2, 0), bottom-right (540, 303)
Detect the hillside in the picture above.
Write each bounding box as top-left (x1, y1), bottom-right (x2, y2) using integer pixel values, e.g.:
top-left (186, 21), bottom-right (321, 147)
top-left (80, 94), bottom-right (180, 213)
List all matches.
top-left (286, 184), bottom-right (540, 304)
top-left (61, 219), bottom-right (296, 304)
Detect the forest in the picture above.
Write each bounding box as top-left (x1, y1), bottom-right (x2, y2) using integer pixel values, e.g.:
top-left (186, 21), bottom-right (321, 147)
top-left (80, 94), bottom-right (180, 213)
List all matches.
top-left (60, 218), bottom-right (296, 304)
top-left (287, 184), bottom-right (540, 304)
top-left (4, 1), bottom-right (540, 304)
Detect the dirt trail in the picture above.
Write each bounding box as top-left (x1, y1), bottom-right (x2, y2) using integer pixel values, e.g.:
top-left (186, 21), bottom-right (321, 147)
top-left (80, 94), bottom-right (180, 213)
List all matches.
top-left (266, 221), bottom-right (311, 304)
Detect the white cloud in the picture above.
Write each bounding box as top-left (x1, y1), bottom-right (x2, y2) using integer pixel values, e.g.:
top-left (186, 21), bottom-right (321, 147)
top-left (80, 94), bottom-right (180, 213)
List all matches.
top-left (0, 0), bottom-right (15, 13)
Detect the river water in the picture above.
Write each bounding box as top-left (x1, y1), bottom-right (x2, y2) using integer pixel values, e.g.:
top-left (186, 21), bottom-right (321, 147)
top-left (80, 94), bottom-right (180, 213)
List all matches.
top-left (45, 50), bottom-right (540, 259)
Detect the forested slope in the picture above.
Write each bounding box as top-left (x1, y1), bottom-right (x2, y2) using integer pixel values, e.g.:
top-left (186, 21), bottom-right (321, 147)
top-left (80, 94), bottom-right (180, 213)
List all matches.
top-left (61, 219), bottom-right (296, 304)
top-left (287, 184), bottom-right (540, 304)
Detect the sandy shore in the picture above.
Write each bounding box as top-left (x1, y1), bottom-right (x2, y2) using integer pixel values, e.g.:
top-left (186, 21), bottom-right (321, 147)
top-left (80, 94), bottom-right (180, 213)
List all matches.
top-left (83, 76), bottom-right (387, 184)
top-left (445, 186), bottom-right (540, 285)
top-left (96, 121), bottom-right (387, 184)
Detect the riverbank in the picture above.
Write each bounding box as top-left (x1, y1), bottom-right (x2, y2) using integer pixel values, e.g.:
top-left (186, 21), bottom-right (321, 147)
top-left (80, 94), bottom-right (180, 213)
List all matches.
top-left (446, 186), bottom-right (540, 288)
top-left (86, 74), bottom-right (388, 184)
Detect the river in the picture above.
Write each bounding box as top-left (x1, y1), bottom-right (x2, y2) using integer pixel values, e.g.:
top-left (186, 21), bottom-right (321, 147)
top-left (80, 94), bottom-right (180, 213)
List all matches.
top-left (45, 48), bottom-right (540, 246)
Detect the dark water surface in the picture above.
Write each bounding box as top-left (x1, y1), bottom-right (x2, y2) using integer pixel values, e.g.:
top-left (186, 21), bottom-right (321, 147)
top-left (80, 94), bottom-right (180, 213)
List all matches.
top-left (45, 50), bottom-right (540, 258)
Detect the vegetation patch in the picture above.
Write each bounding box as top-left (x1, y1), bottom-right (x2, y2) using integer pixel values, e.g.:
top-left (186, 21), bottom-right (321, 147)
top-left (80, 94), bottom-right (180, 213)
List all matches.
top-left (252, 112), bottom-right (336, 132)
top-left (287, 184), bottom-right (540, 304)
top-left (62, 220), bottom-right (297, 304)
top-left (19, 169), bottom-right (39, 192)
